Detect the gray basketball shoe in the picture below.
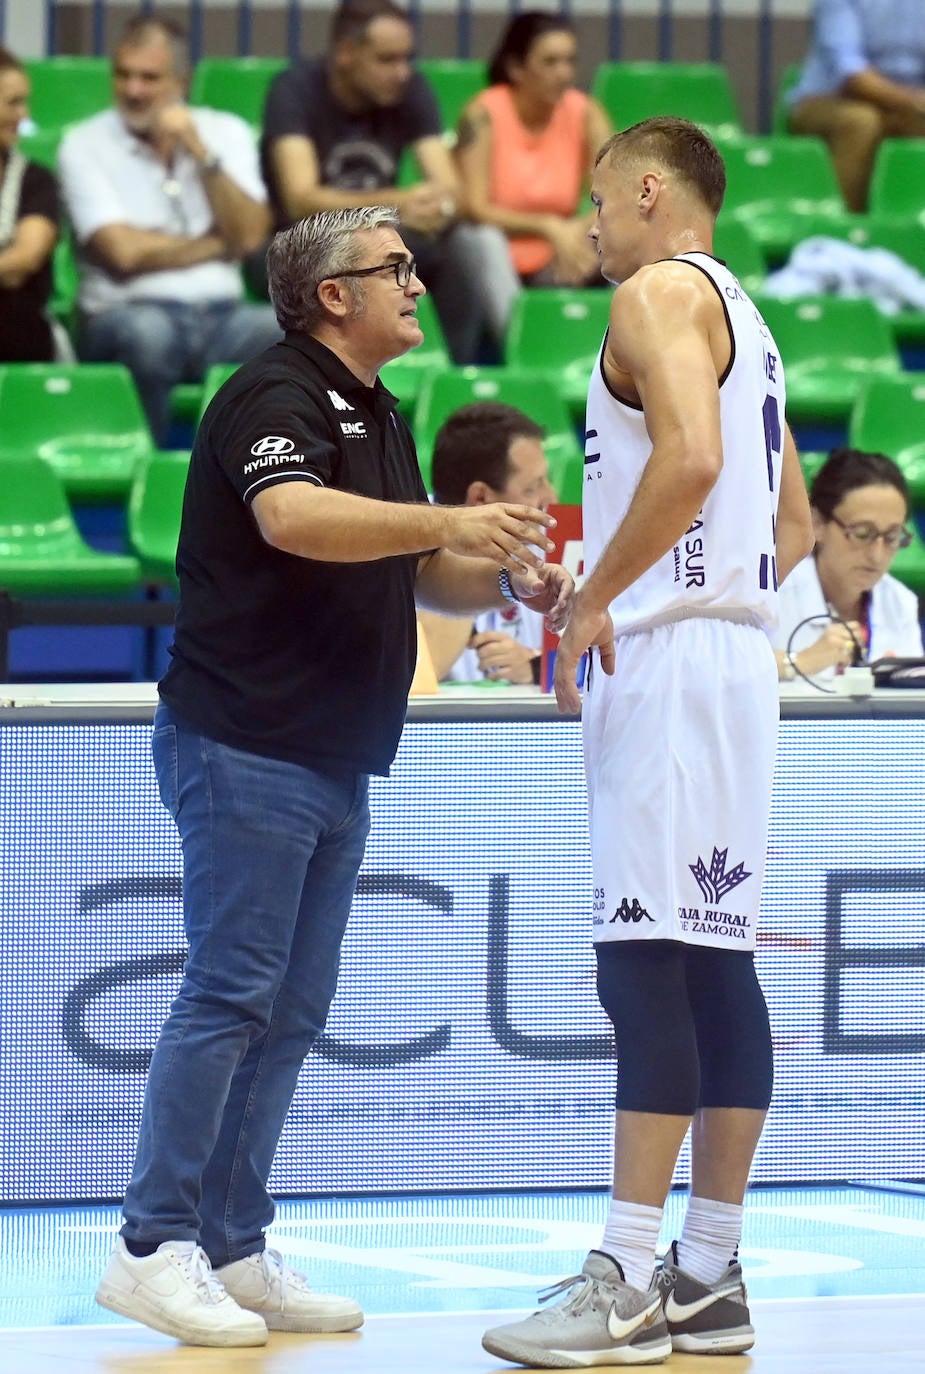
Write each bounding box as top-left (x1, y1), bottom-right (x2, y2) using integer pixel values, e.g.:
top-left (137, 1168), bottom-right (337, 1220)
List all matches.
top-left (655, 1240), bottom-right (755, 1354)
top-left (482, 1250), bottom-right (671, 1368)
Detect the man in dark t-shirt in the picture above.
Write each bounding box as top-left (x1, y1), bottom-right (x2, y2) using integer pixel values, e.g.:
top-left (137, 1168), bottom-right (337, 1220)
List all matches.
top-left (261, 0), bottom-right (487, 363)
top-left (95, 204), bottom-right (574, 1349)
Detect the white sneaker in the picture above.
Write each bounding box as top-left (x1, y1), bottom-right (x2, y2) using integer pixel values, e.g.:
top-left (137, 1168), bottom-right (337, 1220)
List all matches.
top-left (215, 1247), bottom-right (364, 1333)
top-left (95, 1237), bottom-right (268, 1347)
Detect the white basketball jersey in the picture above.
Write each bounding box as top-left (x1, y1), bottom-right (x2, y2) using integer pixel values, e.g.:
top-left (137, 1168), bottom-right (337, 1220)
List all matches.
top-left (583, 252), bottom-right (787, 634)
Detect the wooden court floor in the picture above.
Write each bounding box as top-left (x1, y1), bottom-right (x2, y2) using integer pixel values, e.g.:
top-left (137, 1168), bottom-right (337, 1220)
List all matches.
top-left (1, 1298), bottom-right (922, 1373)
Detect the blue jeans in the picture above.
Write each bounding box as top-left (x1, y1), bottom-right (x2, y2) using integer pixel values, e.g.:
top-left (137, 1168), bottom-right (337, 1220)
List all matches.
top-left (78, 299), bottom-right (282, 444)
top-left (121, 703), bottom-right (370, 1266)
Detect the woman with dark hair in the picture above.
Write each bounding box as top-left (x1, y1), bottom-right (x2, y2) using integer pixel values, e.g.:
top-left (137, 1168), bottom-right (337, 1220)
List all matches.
top-left (454, 10), bottom-right (611, 346)
top-left (0, 46), bottom-right (60, 361)
top-left (774, 448), bottom-right (923, 680)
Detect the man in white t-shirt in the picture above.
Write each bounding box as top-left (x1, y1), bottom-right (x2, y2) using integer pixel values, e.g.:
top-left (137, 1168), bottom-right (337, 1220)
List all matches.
top-left (419, 401), bottom-right (557, 684)
top-left (58, 14), bottom-right (280, 441)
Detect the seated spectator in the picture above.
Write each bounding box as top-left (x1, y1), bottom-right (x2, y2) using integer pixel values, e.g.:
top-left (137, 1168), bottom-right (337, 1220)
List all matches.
top-left (58, 13), bottom-right (280, 443)
top-left (774, 448), bottom-right (923, 682)
top-left (261, 0), bottom-right (485, 364)
top-left (419, 401), bottom-right (557, 684)
top-left (0, 47), bottom-right (60, 362)
top-left (787, 0), bottom-right (925, 211)
top-left (454, 10), bottom-right (612, 349)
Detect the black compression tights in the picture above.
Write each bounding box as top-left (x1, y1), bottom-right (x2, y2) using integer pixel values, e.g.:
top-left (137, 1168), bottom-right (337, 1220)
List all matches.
top-left (595, 940), bottom-right (773, 1115)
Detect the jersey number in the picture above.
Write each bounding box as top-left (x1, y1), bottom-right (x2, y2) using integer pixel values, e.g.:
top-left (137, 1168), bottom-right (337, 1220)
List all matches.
top-left (759, 393), bottom-right (781, 592)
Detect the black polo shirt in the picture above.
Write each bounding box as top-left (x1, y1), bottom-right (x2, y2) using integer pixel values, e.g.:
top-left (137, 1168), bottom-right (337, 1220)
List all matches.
top-left (159, 333), bottom-right (428, 776)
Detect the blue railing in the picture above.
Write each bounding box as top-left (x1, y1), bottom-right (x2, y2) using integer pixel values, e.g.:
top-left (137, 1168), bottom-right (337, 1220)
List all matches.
top-left (22, 0), bottom-right (795, 132)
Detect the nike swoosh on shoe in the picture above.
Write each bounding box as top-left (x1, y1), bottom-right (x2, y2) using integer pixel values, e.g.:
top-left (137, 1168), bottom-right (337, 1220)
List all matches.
top-left (665, 1288), bottom-right (737, 1322)
top-left (606, 1295), bottom-right (662, 1341)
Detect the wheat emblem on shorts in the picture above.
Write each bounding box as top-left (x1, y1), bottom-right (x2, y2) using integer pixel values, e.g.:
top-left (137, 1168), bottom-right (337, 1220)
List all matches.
top-left (689, 848), bottom-right (752, 905)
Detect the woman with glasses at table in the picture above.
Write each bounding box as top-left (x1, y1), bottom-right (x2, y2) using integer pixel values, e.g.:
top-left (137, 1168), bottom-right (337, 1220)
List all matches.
top-left (774, 447), bottom-right (923, 682)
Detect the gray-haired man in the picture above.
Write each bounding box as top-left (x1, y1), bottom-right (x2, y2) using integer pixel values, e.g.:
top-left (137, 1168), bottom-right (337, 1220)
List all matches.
top-left (95, 205), bottom-right (573, 1348)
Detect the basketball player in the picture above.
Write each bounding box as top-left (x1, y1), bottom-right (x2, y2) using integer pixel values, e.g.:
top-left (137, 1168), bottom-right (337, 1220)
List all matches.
top-left (482, 118), bottom-right (814, 1368)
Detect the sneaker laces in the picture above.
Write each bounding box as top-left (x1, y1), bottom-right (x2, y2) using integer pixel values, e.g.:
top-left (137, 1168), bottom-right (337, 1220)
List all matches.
top-left (170, 1244), bottom-right (228, 1306)
top-left (259, 1248), bottom-right (313, 1312)
top-left (537, 1273), bottom-right (597, 1318)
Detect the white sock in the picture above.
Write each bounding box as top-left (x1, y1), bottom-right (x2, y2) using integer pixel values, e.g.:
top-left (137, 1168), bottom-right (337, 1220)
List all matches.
top-left (598, 1198), bottom-right (663, 1291)
top-left (675, 1195), bottom-right (743, 1284)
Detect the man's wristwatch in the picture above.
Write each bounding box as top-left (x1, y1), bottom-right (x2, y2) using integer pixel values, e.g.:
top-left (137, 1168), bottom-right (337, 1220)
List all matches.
top-left (498, 568), bottom-right (520, 603)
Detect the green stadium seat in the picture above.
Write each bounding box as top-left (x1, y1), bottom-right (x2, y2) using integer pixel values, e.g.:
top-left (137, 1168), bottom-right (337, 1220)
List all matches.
top-left (0, 363), bottom-right (154, 502)
top-left (868, 139), bottom-right (925, 222)
top-left (197, 363), bottom-right (242, 425)
top-left (417, 58), bottom-right (486, 134)
top-left (712, 216), bottom-right (766, 295)
top-left (753, 294), bottom-right (901, 424)
top-left (503, 288), bottom-right (611, 420)
top-left (718, 136), bottom-right (855, 264)
top-left (380, 294), bottom-right (451, 416)
top-left (849, 373), bottom-right (925, 509)
top-left (169, 364), bottom-right (242, 436)
top-left (0, 453), bottom-right (140, 596)
top-left (169, 383), bottom-right (205, 426)
top-left (591, 61), bottom-right (743, 141)
top-left (771, 64), bottom-right (802, 135)
top-left (549, 450), bottom-right (584, 506)
top-left (23, 57), bottom-right (110, 133)
top-left (189, 57), bottom-right (287, 126)
top-left (128, 450), bottom-right (189, 585)
top-left (413, 366), bottom-right (583, 493)
top-left (18, 127), bottom-right (60, 170)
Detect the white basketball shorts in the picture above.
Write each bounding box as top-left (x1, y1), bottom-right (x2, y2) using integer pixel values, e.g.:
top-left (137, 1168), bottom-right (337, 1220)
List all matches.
top-left (582, 611), bottom-right (779, 952)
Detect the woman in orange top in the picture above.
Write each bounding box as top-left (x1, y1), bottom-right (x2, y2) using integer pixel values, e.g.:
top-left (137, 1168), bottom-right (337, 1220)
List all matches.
top-left (455, 11), bottom-right (612, 345)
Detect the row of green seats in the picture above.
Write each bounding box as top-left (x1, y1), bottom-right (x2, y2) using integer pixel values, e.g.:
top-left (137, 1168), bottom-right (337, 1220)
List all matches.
top-left (0, 444), bottom-right (187, 596)
top-left (41, 207), bottom-right (925, 432)
top-left (4, 359), bottom-right (925, 598)
top-left (189, 280), bottom-right (925, 491)
top-left (0, 361), bottom-right (189, 593)
top-left (6, 271), bottom-right (925, 495)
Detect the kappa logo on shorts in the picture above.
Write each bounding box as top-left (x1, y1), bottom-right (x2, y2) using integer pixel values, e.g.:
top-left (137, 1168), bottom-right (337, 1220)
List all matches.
top-left (610, 897), bottom-right (654, 924)
top-left (689, 846), bottom-right (751, 906)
